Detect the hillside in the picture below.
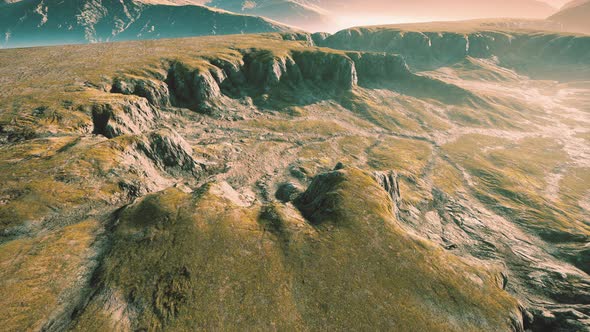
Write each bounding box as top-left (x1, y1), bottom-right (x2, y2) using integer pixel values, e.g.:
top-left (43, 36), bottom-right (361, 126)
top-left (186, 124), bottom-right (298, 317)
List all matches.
top-left (548, 0), bottom-right (590, 34)
top-left (0, 0), bottom-right (291, 48)
top-left (0, 24), bottom-right (589, 331)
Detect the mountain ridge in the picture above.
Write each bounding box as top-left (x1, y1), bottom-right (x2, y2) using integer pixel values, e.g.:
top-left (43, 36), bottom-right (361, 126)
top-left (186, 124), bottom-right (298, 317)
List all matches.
top-left (0, 0), bottom-right (293, 48)
top-left (548, 0), bottom-right (590, 34)
top-left (208, 0), bottom-right (558, 31)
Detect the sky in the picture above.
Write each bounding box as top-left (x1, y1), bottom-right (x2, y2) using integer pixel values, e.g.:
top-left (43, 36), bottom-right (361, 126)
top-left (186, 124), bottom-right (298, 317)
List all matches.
top-left (193, 0), bottom-right (577, 33)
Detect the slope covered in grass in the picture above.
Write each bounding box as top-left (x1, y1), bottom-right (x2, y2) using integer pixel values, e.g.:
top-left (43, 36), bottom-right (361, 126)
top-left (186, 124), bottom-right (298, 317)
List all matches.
top-left (73, 169), bottom-right (521, 331)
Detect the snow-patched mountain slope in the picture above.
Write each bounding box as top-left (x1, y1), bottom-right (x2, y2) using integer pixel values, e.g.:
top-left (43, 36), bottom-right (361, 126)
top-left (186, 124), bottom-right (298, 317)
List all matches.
top-left (207, 0), bottom-right (333, 31)
top-left (210, 0), bottom-right (557, 31)
top-left (0, 0), bottom-right (292, 48)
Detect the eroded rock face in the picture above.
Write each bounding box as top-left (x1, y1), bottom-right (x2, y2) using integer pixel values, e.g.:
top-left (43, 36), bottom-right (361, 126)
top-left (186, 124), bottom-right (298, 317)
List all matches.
top-left (111, 75), bottom-right (171, 108)
top-left (88, 97), bottom-right (160, 138)
top-left (347, 52), bottom-right (411, 84)
top-left (243, 51), bottom-right (298, 91)
top-left (320, 28), bottom-right (590, 70)
top-left (241, 49), bottom-right (359, 92)
top-left (373, 170), bottom-right (401, 205)
top-left (210, 58), bottom-right (247, 91)
top-left (137, 129), bottom-right (204, 178)
top-left (100, 47), bottom-right (417, 119)
top-left (166, 61), bottom-right (223, 114)
top-left (290, 50), bottom-right (358, 90)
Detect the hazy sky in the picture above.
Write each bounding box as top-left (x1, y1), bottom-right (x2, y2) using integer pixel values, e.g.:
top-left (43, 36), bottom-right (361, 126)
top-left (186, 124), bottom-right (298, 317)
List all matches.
top-left (198, 0), bottom-right (570, 8)
top-left (543, 0), bottom-right (571, 7)
top-left (199, 0), bottom-right (573, 32)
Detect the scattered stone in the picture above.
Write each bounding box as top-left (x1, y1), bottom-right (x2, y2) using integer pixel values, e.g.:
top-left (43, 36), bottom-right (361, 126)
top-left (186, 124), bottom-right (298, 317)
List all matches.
top-left (275, 182), bottom-right (302, 203)
top-left (333, 162), bottom-right (346, 170)
top-left (372, 170), bottom-right (401, 204)
top-left (289, 165), bottom-right (309, 180)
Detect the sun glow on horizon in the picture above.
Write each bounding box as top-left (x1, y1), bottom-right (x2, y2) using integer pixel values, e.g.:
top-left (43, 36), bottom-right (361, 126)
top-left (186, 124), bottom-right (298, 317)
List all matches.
top-left (329, 15), bottom-right (446, 32)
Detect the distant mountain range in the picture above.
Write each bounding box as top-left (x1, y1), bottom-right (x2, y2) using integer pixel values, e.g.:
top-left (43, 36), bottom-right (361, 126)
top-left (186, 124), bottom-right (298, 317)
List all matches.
top-left (308, 0), bottom-right (556, 17)
top-left (0, 0), bottom-right (291, 48)
top-left (208, 0), bottom-right (558, 31)
top-left (548, 0), bottom-right (590, 34)
top-left (207, 0), bottom-right (334, 32)
top-left (2, 0), bottom-right (585, 49)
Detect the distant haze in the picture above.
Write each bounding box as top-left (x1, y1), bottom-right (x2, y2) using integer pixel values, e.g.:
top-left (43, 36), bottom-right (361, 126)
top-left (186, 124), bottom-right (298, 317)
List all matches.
top-left (206, 0), bottom-right (560, 32)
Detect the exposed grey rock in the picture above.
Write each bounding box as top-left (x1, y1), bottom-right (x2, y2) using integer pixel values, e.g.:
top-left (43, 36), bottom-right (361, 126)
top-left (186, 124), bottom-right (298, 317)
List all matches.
top-left (111, 75), bottom-right (171, 108)
top-left (99, 48), bottom-right (418, 119)
top-left (243, 51), bottom-right (299, 92)
top-left (280, 32), bottom-right (315, 46)
top-left (291, 50), bottom-right (358, 90)
top-left (166, 61), bottom-right (222, 114)
top-left (275, 182), bottom-right (302, 202)
top-left (137, 129), bottom-right (204, 177)
top-left (373, 170), bottom-right (401, 219)
top-left (311, 32), bottom-right (331, 46)
top-left (210, 58), bottom-right (247, 92)
top-left (320, 28), bottom-right (590, 73)
top-left (403, 189), bottom-right (590, 331)
top-left (242, 49), bottom-right (359, 92)
top-left (333, 162), bottom-right (345, 170)
top-left (372, 170), bottom-right (401, 205)
top-left (346, 52), bottom-right (411, 83)
top-left (289, 165), bottom-right (309, 180)
top-left (88, 97), bottom-right (160, 138)
top-left (526, 308), bottom-right (590, 332)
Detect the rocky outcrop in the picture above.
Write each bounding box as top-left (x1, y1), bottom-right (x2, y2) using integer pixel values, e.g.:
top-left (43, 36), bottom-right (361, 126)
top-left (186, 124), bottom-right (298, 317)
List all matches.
top-left (346, 52), bottom-right (411, 83)
top-left (290, 50), bottom-right (358, 90)
top-left (102, 46), bottom-right (417, 118)
top-left (319, 28), bottom-right (590, 71)
top-left (137, 129), bottom-right (204, 177)
top-left (372, 170), bottom-right (401, 204)
top-left (148, 48), bottom-right (413, 114)
top-left (165, 61), bottom-right (225, 114)
top-left (311, 32), bottom-right (330, 46)
top-left (275, 182), bottom-right (302, 202)
top-left (373, 170), bottom-right (402, 218)
top-left (210, 57), bottom-right (247, 95)
top-left (241, 49), bottom-right (359, 92)
top-left (413, 189), bottom-right (590, 331)
top-left (525, 307), bottom-right (590, 332)
top-left (242, 51), bottom-right (300, 92)
top-left (294, 168), bottom-right (348, 225)
top-left (88, 96), bottom-right (160, 138)
top-left (111, 75), bottom-right (171, 108)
